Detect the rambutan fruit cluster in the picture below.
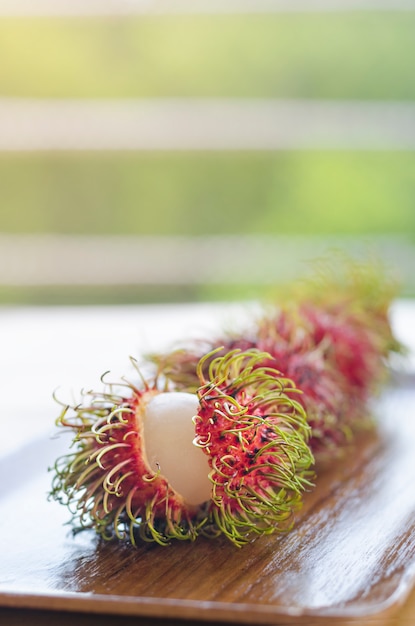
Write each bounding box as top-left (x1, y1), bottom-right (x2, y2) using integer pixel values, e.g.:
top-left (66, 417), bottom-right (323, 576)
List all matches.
top-left (49, 258), bottom-right (401, 547)
top-left (151, 258), bottom-right (400, 457)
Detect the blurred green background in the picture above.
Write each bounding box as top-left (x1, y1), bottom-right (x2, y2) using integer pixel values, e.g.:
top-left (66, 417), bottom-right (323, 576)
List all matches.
top-left (1, 9), bottom-right (414, 304)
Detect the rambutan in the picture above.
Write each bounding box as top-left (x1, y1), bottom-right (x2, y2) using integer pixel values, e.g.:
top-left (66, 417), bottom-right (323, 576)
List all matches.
top-left (49, 350), bottom-right (314, 547)
top-left (50, 257), bottom-right (401, 547)
top-left (150, 258), bottom-right (401, 457)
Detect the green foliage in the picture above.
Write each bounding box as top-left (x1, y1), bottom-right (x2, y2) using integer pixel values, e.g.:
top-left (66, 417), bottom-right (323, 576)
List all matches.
top-left (0, 152), bottom-right (414, 237)
top-left (0, 14), bottom-right (414, 99)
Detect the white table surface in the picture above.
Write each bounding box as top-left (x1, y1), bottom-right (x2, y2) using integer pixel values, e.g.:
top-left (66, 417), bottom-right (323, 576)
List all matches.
top-left (1, 299), bottom-right (414, 458)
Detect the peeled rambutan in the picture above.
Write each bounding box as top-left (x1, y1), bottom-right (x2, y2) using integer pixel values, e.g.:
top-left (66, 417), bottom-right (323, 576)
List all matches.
top-left (49, 349), bottom-right (314, 547)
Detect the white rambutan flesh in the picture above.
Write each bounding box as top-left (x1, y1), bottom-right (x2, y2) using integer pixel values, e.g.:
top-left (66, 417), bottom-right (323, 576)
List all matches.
top-left (140, 391), bottom-right (212, 507)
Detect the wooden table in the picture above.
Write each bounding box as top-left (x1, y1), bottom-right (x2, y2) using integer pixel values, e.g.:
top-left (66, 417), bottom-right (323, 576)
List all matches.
top-left (1, 301), bottom-right (415, 626)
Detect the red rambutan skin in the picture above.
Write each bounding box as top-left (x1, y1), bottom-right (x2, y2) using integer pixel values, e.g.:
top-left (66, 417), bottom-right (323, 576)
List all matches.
top-left (251, 308), bottom-right (372, 454)
top-left (195, 391), bottom-right (306, 523)
top-left (190, 350), bottom-right (314, 544)
top-left (301, 307), bottom-right (382, 393)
